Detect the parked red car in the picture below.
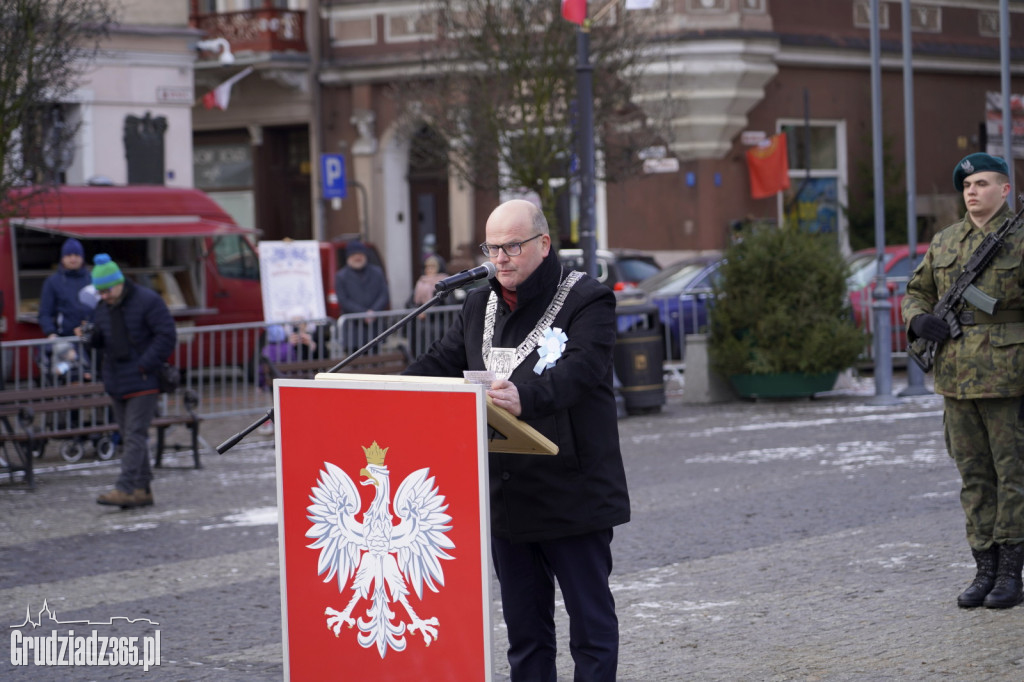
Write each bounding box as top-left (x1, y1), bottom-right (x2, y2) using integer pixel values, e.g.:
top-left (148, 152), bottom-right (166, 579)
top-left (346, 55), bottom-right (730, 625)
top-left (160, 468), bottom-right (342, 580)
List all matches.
top-left (846, 244), bottom-right (930, 351)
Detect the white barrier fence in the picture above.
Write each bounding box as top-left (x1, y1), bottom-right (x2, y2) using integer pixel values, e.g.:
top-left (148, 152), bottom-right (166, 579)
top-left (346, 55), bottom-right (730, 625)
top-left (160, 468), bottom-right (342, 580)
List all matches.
top-left (0, 294), bottom-right (743, 428)
top-left (0, 305), bottom-right (467, 421)
top-left (1, 281), bottom-right (898, 423)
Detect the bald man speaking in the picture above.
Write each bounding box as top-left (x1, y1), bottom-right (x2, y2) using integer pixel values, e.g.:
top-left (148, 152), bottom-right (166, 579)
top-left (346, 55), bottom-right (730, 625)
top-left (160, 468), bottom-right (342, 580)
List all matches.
top-left (405, 199), bottom-right (630, 681)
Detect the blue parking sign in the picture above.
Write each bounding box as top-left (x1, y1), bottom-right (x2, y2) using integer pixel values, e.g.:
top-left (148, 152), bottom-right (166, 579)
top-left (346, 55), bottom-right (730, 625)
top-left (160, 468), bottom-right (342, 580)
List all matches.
top-left (321, 153), bottom-right (347, 199)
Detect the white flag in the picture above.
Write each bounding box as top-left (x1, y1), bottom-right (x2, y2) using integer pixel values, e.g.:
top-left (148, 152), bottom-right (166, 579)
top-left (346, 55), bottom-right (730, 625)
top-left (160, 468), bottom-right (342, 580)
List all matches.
top-left (625, 0), bottom-right (655, 8)
top-left (202, 66), bottom-right (255, 111)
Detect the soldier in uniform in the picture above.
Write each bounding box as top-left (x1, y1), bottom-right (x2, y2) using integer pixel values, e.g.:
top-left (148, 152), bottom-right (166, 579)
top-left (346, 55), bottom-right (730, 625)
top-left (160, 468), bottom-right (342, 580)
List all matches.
top-left (903, 152), bottom-right (1024, 609)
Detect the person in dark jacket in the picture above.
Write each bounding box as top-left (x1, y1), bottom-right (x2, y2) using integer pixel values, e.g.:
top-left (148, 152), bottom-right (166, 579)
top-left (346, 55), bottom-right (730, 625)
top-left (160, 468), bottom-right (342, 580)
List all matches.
top-left (38, 237), bottom-right (94, 338)
top-left (334, 240), bottom-right (389, 351)
top-left (404, 199), bottom-right (630, 682)
top-left (84, 254), bottom-right (177, 509)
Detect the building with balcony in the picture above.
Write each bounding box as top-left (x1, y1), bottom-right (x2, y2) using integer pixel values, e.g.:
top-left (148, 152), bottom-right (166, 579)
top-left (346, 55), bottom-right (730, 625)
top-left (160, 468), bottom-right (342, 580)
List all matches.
top-left (31, 0), bottom-right (198, 188)
top-left (191, 0), bottom-right (314, 244)
top-left (190, 0), bottom-right (1024, 303)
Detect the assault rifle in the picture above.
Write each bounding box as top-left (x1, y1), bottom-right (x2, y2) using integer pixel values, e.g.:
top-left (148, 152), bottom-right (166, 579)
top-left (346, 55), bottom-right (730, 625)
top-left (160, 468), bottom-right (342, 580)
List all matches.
top-left (908, 197), bottom-right (1024, 373)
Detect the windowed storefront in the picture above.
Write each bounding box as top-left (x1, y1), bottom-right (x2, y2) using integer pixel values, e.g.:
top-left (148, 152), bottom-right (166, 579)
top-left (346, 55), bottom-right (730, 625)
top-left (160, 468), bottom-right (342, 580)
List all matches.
top-left (194, 131), bottom-right (255, 230)
top-left (778, 120), bottom-right (848, 251)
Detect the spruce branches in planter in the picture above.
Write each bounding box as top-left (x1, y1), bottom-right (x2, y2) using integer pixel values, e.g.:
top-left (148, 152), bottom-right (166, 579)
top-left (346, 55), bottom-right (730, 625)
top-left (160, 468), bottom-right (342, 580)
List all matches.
top-left (709, 225), bottom-right (866, 379)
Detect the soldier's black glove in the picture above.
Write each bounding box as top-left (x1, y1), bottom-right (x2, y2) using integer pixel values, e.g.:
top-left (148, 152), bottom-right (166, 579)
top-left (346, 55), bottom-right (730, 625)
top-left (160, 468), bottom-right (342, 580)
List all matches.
top-left (910, 313), bottom-right (950, 343)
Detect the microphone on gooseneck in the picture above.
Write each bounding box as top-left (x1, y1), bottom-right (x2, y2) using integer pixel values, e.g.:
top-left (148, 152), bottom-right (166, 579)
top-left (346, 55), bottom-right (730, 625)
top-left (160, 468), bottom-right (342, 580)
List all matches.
top-left (434, 261), bottom-right (498, 293)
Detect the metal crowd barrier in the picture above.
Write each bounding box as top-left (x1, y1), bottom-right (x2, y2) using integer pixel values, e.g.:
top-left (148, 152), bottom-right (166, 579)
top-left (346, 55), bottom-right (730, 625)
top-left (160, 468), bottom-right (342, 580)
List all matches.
top-left (1, 336), bottom-right (99, 392)
top-left (645, 287), bottom-right (714, 371)
top-left (2, 296), bottom-right (739, 427)
top-left (0, 305), bottom-right (467, 424)
top-left (335, 304), bottom-right (463, 360)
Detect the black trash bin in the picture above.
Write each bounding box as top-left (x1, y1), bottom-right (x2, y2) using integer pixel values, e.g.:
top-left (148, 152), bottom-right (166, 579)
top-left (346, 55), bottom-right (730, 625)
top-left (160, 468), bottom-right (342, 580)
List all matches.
top-left (614, 301), bottom-right (665, 415)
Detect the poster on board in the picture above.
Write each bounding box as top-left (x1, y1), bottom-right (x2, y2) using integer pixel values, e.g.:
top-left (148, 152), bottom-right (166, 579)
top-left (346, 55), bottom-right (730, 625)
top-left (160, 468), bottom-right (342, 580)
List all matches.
top-left (258, 240), bottom-right (326, 322)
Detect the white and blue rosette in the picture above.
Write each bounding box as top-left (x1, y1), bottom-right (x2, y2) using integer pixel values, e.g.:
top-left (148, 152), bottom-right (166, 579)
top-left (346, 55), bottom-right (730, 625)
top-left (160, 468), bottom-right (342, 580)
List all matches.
top-left (534, 326), bottom-right (568, 374)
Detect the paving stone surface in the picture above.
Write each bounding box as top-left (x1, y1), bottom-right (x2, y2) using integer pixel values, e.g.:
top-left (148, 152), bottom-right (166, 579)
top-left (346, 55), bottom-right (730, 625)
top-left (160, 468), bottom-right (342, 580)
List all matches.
top-left (2, 376), bottom-right (1021, 680)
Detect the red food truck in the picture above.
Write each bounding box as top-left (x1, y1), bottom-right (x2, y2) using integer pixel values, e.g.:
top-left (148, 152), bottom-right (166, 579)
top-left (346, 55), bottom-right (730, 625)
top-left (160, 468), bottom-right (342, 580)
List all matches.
top-left (0, 184), bottom-right (264, 381)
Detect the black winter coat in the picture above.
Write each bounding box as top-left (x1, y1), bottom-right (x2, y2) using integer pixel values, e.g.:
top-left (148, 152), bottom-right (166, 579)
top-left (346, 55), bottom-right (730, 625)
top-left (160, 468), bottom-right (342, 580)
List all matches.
top-left (87, 281), bottom-right (177, 399)
top-left (406, 251), bottom-right (631, 542)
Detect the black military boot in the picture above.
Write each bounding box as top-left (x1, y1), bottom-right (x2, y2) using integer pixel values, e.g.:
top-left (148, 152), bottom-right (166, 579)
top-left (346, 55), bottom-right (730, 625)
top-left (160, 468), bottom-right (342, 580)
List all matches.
top-left (957, 546), bottom-right (998, 608)
top-left (983, 543), bottom-right (1024, 609)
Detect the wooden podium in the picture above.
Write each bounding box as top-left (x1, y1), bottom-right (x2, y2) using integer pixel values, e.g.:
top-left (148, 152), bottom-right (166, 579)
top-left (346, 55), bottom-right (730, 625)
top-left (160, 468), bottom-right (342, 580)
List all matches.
top-left (273, 373), bottom-right (554, 681)
top-left (313, 372), bottom-right (558, 456)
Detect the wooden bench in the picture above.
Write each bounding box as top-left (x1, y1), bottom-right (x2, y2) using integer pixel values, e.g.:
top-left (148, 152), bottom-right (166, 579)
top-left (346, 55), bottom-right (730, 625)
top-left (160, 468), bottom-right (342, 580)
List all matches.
top-left (152, 391), bottom-right (203, 469)
top-left (261, 349), bottom-right (410, 382)
top-left (0, 383), bottom-right (203, 488)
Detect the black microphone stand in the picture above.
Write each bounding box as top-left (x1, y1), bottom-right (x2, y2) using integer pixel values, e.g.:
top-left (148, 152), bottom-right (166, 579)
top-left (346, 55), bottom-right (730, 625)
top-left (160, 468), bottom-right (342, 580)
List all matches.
top-left (217, 290), bottom-right (452, 454)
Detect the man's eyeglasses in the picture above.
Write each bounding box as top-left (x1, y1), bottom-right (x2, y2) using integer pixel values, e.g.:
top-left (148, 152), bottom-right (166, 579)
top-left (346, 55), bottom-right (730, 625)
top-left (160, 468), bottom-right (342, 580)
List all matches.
top-left (479, 233), bottom-right (543, 258)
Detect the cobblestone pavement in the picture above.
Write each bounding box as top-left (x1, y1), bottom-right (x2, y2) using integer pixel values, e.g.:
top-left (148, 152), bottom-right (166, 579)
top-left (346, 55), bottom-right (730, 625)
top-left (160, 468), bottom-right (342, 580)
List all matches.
top-left (2, 375), bottom-right (1023, 681)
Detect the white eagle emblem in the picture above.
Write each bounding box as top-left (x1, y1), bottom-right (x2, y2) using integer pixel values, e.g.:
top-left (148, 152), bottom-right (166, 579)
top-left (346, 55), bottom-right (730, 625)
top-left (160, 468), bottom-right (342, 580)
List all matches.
top-left (305, 441), bottom-right (455, 658)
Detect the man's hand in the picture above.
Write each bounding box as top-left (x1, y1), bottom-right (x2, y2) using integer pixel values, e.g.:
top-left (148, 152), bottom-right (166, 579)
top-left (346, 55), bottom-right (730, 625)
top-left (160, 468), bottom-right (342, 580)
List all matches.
top-left (910, 313), bottom-right (951, 343)
top-left (487, 379), bottom-right (522, 417)
top-left (78, 321), bottom-right (95, 347)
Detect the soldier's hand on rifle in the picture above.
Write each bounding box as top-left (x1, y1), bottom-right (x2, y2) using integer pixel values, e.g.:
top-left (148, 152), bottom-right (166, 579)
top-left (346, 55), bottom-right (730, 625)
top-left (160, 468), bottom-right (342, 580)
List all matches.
top-left (910, 313), bottom-right (951, 343)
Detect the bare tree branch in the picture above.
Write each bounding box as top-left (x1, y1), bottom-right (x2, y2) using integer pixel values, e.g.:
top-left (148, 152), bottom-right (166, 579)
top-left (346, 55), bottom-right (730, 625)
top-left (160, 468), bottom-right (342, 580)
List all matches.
top-left (0, 0), bottom-right (118, 215)
top-left (399, 0), bottom-right (669, 237)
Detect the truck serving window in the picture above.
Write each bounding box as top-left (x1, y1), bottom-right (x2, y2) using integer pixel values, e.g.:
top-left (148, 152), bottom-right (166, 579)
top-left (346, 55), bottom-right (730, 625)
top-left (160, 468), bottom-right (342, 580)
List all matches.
top-left (214, 235), bottom-right (259, 280)
top-left (12, 227), bottom-right (206, 319)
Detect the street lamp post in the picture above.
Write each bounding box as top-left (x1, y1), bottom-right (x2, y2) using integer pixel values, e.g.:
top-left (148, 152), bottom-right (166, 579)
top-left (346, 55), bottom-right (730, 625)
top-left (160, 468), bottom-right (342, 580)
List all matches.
top-left (575, 24), bottom-right (597, 279)
top-left (868, 0), bottom-right (898, 405)
top-left (1001, 0), bottom-right (1014, 208)
top-left (572, 0), bottom-right (627, 279)
top-left (899, 0), bottom-right (928, 397)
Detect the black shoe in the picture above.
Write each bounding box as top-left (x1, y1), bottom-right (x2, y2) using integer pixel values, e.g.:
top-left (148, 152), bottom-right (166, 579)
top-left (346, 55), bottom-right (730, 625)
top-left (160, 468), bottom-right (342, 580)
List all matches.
top-left (983, 543), bottom-right (1024, 609)
top-left (958, 546), bottom-right (998, 608)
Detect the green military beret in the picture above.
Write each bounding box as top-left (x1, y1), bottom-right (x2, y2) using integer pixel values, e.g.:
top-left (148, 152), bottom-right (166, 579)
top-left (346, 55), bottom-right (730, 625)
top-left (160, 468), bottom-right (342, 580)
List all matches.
top-left (953, 152), bottom-right (1009, 192)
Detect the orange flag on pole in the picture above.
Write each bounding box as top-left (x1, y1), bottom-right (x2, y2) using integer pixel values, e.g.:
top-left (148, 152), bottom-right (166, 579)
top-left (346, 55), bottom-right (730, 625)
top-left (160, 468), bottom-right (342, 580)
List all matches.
top-left (746, 132), bottom-right (791, 199)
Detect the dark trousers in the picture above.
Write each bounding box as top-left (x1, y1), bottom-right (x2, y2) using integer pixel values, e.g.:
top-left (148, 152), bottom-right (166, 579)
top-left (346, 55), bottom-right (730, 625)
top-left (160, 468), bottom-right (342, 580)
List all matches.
top-left (491, 529), bottom-right (618, 682)
top-left (110, 392), bottom-right (159, 493)
top-left (943, 396), bottom-right (1024, 549)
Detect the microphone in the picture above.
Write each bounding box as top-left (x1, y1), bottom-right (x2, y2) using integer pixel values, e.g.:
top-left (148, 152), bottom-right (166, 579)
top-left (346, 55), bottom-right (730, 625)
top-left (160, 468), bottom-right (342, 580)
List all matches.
top-left (434, 261), bottom-right (498, 293)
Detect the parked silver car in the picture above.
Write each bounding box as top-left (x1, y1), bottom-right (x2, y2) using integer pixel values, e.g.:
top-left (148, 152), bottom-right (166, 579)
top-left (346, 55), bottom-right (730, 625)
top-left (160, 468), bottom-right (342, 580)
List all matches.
top-left (557, 248), bottom-right (661, 290)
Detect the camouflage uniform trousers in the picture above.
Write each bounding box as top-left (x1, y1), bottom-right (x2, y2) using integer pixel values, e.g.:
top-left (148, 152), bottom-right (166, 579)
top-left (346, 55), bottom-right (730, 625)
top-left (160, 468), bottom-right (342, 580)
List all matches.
top-left (943, 396), bottom-right (1024, 550)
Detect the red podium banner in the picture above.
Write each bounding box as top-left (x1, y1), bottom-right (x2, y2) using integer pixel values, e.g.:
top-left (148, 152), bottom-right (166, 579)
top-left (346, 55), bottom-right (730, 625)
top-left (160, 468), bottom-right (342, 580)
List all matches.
top-left (274, 378), bottom-right (491, 681)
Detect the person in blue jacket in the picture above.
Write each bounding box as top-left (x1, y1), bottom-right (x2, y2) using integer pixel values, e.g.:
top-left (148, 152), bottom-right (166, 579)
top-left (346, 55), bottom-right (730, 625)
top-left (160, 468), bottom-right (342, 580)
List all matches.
top-left (38, 238), bottom-right (94, 338)
top-left (84, 254), bottom-right (177, 509)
